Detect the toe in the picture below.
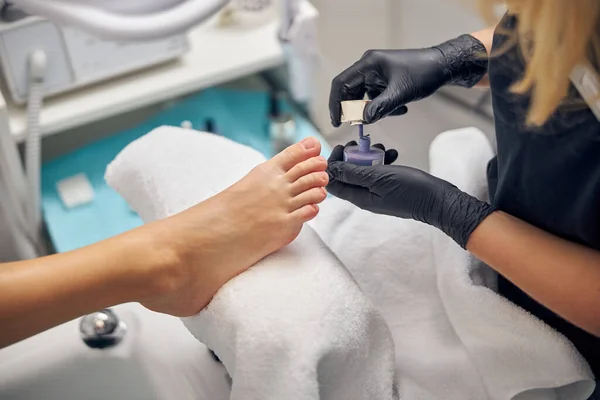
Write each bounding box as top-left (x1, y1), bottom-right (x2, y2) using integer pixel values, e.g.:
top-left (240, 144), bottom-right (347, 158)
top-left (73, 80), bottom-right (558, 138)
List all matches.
top-left (286, 156), bottom-right (327, 183)
top-left (270, 137), bottom-right (322, 172)
top-left (290, 187), bottom-right (327, 210)
top-left (290, 171), bottom-right (329, 196)
top-left (290, 204), bottom-right (319, 222)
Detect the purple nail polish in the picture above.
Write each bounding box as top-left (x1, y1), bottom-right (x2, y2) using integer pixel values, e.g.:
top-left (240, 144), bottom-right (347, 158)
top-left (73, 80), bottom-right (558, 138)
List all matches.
top-left (343, 131), bottom-right (385, 166)
top-left (340, 101), bottom-right (385, 166)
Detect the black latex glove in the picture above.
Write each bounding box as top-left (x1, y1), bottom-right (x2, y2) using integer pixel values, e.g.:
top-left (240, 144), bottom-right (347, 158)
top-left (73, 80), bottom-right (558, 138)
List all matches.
top-left (326, 144), bottom-right (496, 248)
top-left (329, 34), bottom-right (488, 127)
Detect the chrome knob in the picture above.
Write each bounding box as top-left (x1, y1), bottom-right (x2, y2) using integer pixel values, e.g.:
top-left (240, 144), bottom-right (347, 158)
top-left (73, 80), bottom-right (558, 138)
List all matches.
top-left (80, 309), bottom-right (126, 349)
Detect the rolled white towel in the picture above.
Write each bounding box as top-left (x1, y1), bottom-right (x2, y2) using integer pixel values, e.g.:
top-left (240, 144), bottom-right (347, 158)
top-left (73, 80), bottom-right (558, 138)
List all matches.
top-left (105, 126), bottom-right (397, 400)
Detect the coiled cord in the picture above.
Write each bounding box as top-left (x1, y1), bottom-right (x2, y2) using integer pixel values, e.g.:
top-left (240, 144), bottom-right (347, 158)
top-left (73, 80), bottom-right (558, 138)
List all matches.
top-left (25, 50), bottom-right (47, 247)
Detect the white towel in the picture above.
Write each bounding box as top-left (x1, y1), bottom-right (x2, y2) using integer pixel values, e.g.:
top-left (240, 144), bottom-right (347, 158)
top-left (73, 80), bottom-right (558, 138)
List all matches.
top-left (430, 128), bottom-right (595, 400)
top-left (311, 127), bottom-right (595, 400)
top-left (105, 126), bottom-right (397, 400)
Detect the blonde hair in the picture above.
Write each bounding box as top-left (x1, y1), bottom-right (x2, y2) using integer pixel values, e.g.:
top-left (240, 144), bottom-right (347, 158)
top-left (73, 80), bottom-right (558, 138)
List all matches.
top-left (477, 0), bottom-right (600, 126)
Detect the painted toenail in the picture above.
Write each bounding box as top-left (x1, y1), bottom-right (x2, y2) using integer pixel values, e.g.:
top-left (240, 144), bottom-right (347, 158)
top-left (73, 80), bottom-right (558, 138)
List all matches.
top-left (301, 137), bottom-right (318, 149)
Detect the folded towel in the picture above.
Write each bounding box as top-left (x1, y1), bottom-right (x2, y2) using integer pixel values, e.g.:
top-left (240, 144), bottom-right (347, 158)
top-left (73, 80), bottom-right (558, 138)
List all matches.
top-left (105, 126), bottom-right (397, 400)
top-left (430, 128), bottom-right (595, 400)
top-left (311, 127), bottom-right (595, 400)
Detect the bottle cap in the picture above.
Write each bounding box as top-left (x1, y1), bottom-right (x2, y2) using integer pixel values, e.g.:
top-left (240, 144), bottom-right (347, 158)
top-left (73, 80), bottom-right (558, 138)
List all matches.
top-left (341, 100), bottom-right (370, 125)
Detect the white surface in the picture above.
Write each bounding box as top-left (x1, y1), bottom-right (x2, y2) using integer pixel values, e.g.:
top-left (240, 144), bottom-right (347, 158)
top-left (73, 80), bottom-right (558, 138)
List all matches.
top-left (0, 303), bottom-right (231, 400)
top-left (282, 0), bottom-right (318, 103)
top-left (0, 21), bottom-right (73, 102)
top-left (7, 10), bottom-right (288, 141)
top-left (312, 127), bottom-right (595, 400)
top-left (11, 0), bottom-right (230, 41)
top-left (56, 173), bottom-right (95, 209)
top-left (61, 26), bottom-right (188, 86)
top-left (105, 126), bottom-right (397, 400)
top-left (0, 92), bottom-right (35, 261)
top-left (0, 18), bottom-right (188, 104)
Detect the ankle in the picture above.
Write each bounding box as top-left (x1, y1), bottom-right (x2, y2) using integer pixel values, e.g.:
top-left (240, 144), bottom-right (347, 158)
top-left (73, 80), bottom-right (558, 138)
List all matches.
top-left (133, 221), bottom-right (186, 301)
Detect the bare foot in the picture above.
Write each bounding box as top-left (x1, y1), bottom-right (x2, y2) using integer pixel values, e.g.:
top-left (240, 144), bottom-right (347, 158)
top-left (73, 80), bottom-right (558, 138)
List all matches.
top-left (141, 137), bottom-right (329, 316)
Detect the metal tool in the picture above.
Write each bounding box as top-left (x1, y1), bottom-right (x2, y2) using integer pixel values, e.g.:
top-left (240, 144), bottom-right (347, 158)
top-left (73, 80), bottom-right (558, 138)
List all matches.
top-left (80, 309), bottom-right (127, 349)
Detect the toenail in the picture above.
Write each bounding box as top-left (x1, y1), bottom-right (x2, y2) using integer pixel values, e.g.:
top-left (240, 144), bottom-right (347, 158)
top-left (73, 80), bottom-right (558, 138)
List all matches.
top-left (301, 137), bottom-right (318, 149)
top-left (320, 173), bottom-right (329, 184)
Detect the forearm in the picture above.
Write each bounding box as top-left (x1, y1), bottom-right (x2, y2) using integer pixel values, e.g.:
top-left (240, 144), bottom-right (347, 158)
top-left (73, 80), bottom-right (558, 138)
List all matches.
top-left (467, 212), bottom-right (600, 336)
top-left (470, 27), bottom-right (495, 87)
top-left (0, 225), bottom-right (172, 348)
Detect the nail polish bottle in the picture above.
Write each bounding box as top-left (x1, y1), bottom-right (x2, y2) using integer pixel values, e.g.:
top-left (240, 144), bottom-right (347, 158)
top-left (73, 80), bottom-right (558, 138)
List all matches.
top-left (343, 130), bottom-right (385, 166)
top-left (205, 118), bottom-right (218, 135)
top-left (340, 100), bottom-right (385, 166)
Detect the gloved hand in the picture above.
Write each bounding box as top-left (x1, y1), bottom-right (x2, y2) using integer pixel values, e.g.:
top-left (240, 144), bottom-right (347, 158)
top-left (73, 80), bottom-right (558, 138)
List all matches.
top-left (326, 144), bottom-right (496, 248)
top-left (329, 34), bottom-right (488, 127)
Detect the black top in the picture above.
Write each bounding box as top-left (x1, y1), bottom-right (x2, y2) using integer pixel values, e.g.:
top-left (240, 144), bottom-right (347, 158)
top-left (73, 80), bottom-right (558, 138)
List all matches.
top-left (487, 15), bottom-right (600, 378)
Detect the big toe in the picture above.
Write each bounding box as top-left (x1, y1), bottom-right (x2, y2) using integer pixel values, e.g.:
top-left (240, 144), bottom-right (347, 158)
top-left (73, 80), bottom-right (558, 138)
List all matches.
top-left (270, 137), bottom-right (322, 172)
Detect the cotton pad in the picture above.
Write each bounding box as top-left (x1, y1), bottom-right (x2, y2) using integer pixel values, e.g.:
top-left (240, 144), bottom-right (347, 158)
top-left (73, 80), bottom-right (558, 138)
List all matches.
top-left (56, 173), bottom-right (94, 209)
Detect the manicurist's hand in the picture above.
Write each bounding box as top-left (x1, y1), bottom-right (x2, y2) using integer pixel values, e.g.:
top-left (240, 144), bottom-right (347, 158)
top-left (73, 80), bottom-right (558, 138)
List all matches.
top-left (329, 34), bottom-right (489, 127)
top-left (326, 143), bottom-right (496, 248)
